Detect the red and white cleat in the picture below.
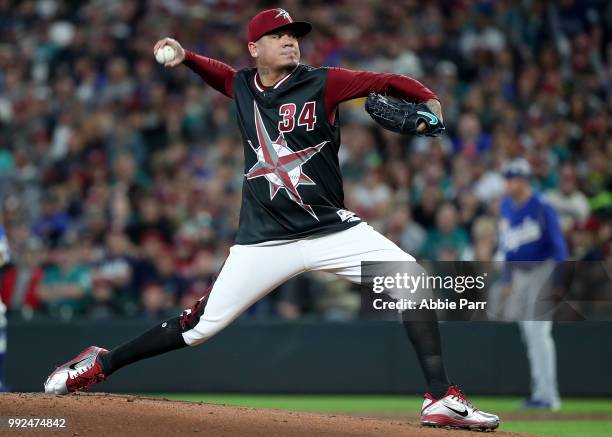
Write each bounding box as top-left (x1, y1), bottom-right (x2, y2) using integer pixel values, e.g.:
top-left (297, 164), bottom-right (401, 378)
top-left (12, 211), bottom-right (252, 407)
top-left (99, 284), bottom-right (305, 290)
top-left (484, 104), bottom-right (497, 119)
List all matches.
top-left (421, 385), bottom-right (500, 431)
top-left (44, 346), bottom-right (108, 395)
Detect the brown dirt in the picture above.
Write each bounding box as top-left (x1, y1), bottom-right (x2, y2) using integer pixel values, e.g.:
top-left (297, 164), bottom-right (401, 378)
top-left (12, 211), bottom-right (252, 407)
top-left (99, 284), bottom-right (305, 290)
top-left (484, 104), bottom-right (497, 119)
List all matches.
top-left (0, 393), bottom-right (527, 437)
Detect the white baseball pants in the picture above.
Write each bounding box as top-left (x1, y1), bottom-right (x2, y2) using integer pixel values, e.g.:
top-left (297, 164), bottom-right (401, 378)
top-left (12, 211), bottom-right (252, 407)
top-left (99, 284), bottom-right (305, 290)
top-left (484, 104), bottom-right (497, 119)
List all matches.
top-left (181, 223), bottom-right (414, 346)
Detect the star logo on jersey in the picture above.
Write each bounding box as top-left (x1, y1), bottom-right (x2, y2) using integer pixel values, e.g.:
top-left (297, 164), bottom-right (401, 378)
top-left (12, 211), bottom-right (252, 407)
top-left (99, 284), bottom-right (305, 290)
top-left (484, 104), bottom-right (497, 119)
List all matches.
top-left (245, 102), bottom-right (328, 220)
top-left (275, 9), bottom-right (291, 20)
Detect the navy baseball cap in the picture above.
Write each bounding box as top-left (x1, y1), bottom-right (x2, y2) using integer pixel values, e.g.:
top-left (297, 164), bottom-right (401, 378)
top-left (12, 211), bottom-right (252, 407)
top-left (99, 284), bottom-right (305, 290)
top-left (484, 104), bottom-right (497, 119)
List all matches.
top-left (502, 158), bottom-right (531, 178)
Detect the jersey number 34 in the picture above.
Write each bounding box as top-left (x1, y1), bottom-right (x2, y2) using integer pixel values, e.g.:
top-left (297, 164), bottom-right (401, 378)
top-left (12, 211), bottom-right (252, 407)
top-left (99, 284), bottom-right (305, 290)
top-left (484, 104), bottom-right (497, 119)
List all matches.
top-left (278, 102), bottom-right (316, 132)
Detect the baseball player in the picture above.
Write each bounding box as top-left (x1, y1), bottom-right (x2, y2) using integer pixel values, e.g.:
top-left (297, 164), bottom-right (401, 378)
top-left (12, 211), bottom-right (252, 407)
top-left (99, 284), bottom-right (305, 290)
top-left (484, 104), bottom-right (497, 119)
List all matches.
top-left (44, 9), bottom-right (499, 430)
top-left (0, 216), bottom-right (11, 392)
top-left (499, 158), bottom-right (568, 410)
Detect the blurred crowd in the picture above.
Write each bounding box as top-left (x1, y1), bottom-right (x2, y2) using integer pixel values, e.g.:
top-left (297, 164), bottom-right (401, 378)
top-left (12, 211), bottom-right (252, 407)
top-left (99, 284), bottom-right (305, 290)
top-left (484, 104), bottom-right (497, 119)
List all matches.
top-left (0, 0), bottom-right (610, 321)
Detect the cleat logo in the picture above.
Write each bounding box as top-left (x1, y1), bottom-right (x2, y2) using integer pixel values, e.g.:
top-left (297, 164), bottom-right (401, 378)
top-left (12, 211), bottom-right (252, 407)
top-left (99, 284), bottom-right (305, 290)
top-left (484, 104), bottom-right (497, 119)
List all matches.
top-left (444, 405), bottom-right (468, 417)
top-left (68, 358), bottom-right (88, 370)
top-left (245, 102), bottom-right (328, 220)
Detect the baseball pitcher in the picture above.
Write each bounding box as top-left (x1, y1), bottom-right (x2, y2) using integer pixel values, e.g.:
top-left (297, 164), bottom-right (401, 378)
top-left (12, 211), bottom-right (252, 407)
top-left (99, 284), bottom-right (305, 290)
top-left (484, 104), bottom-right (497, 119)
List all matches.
top-left (44, 9), bottom-right (498, 429)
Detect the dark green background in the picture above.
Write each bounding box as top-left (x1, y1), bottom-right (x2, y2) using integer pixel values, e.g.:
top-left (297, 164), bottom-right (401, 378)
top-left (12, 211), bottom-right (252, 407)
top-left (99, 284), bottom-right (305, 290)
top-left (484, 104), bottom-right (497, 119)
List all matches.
top-left (7, 320), bottom-right (610, 395)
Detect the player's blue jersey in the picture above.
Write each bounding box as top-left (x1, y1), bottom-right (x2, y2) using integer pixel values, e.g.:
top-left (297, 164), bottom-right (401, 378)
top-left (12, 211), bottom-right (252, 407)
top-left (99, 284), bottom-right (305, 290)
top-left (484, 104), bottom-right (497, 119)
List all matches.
top-left (499, 193), bottom-right (568, 262)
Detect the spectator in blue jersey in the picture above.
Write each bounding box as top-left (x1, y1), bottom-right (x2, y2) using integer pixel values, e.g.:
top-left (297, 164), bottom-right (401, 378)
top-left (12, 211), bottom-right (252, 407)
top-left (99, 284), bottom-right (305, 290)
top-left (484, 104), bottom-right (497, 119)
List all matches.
top-left (498, 158), bottom-right (568, 411)
top-left (30, 193), bottom-right (72, 247)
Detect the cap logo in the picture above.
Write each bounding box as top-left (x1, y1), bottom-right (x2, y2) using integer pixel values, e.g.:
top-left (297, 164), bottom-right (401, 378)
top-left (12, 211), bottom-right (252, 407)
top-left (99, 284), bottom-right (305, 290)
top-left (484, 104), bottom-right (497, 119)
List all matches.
top-left (275, 8), bottom-right (291, 20)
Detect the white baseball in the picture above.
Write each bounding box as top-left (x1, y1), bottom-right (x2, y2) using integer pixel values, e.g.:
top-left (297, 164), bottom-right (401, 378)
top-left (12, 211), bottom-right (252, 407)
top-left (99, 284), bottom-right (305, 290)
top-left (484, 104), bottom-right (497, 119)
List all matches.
top-left (155, 45), bottom-right (175, 64)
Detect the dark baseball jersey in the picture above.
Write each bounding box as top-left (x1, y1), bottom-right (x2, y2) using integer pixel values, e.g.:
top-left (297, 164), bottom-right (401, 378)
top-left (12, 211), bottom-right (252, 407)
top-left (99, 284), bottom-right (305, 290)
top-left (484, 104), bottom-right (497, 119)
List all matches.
top-left (183, 51), bottom-right (438, 244)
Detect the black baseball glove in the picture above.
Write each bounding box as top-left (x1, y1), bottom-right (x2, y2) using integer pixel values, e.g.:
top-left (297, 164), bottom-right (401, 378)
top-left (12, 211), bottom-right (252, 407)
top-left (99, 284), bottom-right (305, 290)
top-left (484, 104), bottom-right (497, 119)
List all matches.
top-left (365, 93), bottom-right (445, 137)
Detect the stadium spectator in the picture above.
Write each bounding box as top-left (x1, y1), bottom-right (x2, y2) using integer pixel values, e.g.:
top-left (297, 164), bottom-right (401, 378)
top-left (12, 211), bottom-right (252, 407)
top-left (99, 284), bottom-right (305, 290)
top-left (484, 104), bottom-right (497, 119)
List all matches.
top-left (545, 163), bottom-right (591, 233)
top-left (38, 240), bottom-right (92, 319)
top-left (0, 238), bottom-right (44, 316)
top-left (423, 203), bottom-right (470, 260)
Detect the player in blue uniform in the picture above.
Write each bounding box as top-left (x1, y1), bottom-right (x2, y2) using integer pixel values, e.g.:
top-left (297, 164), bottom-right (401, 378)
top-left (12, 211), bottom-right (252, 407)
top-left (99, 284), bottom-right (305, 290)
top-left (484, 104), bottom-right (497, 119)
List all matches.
top-left (499, 158), bottom-right (568, 410)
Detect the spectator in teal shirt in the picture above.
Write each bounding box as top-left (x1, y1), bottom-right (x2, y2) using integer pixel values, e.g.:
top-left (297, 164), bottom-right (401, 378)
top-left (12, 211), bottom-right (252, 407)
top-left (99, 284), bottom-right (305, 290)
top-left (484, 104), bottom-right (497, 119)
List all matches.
top-left (39, 242), bottom-right (92, 319)
top-left (423, 203), bottom-right (470, 260)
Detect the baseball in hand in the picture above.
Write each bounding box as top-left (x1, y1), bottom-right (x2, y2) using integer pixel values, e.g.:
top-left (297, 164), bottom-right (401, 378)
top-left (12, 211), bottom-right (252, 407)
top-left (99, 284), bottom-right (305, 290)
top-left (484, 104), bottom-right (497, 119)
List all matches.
top-left (155, 45), bottom-right (176, 64)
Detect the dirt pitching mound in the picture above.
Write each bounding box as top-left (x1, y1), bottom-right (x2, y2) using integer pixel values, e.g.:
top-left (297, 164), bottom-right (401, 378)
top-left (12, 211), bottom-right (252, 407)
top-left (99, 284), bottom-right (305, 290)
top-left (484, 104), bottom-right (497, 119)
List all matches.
top-left (0, 393), bottom-right (525, 436)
